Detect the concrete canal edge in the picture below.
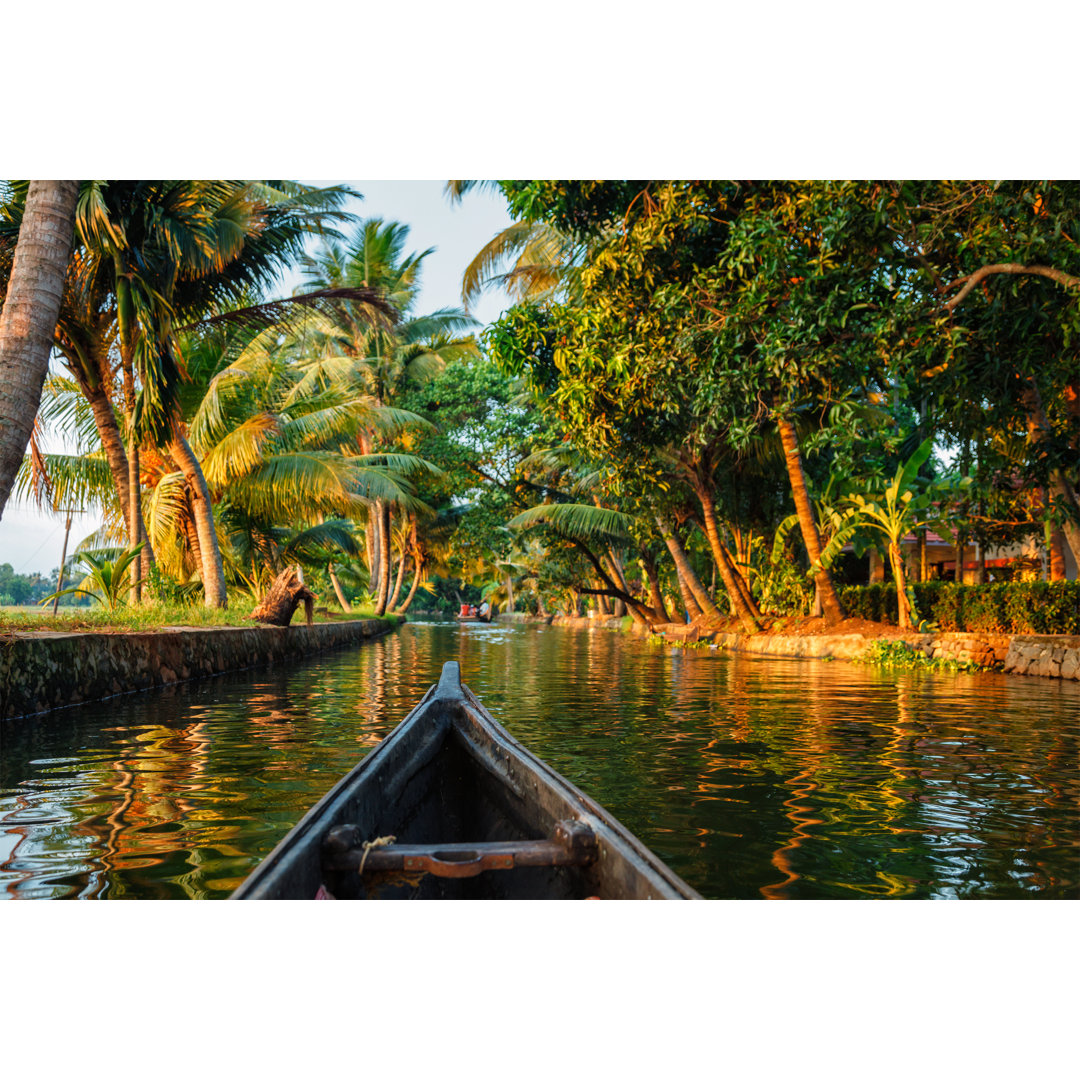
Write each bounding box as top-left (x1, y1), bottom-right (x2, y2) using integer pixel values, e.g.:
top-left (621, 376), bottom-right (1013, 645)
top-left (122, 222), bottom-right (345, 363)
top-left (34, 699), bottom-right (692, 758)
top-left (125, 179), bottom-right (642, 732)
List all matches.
top-left (0, 617), bottom-right (401, 721)
top-left (497, 612), bottom-right (1080, 683)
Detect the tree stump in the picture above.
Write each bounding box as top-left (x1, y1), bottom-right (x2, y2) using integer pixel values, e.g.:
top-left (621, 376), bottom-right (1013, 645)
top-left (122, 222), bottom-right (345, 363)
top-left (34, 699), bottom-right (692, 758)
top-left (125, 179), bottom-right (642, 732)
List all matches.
top-left (249, 566), bottom-right (316, 627)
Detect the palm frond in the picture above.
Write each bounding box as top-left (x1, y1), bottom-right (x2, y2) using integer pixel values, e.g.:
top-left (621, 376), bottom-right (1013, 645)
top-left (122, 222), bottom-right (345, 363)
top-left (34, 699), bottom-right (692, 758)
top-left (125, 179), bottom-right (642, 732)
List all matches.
top-left (508, 502), bottom-right (634, 543)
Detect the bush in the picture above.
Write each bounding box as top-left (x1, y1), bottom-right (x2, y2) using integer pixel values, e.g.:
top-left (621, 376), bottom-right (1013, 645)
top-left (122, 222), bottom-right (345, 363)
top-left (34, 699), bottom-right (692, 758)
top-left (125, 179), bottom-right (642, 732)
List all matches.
top-left (839, 581), bottom-right (1080, 635)
top-left (146, 566), bottom-right (201, 606)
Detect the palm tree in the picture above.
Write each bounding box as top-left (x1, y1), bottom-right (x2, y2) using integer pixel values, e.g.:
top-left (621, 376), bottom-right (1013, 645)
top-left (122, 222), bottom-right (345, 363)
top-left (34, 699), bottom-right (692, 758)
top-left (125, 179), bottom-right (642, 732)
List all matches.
top-left (2, 181), bottom-right (362, 605)
top-left (298, 219), bottom-right (478, 613)
top-left (153, 321), bottom-right (438, 604)
top-left (446, 181), bottom-right (585, 310)
top-left (0, 181), bottom-right (79, 518)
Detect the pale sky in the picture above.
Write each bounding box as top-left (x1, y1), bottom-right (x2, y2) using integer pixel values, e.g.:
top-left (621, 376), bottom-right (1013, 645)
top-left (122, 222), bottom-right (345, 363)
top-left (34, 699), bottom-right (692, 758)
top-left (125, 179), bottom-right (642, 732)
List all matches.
top-left (0, 180), bottom-right (515, 576)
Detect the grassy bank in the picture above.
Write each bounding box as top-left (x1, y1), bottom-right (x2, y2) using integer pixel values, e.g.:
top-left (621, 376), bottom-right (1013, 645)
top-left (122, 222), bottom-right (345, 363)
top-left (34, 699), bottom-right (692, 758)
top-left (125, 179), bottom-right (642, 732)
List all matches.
top-left (0, 602), bottom-right (396, 634)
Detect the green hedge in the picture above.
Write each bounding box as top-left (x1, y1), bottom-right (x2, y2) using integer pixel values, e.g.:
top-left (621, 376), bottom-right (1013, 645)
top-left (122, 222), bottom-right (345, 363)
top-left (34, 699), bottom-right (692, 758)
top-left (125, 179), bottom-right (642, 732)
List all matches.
top-left (839, 581), bottom-right (1080, 635)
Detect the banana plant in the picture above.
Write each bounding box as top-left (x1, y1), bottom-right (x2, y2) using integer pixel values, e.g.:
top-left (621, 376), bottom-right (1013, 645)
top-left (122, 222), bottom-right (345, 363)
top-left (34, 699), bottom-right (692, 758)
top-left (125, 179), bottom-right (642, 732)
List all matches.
top-left (771, 476), bottom-right (865, 616)
top-left (40, 543), bottom-right (145, 613)
top-left (845, 438), bottom-right (971, 630)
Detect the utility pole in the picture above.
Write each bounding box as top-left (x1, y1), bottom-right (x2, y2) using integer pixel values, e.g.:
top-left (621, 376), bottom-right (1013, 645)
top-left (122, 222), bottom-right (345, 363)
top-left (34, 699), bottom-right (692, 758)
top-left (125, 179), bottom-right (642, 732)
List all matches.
top-left (52, 506), bottom-right (81, 615)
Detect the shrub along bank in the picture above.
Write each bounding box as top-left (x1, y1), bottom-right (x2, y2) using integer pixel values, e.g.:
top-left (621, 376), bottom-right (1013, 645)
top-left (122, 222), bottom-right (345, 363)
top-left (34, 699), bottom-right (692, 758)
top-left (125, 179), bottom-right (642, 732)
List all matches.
top-left (839, 581), bottom-right (1080, 635)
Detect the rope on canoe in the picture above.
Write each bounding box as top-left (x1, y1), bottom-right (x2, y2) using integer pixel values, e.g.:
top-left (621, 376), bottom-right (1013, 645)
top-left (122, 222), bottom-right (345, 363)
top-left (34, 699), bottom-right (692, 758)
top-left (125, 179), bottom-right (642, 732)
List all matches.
top-left (357, 835), bottom-right (396, 875)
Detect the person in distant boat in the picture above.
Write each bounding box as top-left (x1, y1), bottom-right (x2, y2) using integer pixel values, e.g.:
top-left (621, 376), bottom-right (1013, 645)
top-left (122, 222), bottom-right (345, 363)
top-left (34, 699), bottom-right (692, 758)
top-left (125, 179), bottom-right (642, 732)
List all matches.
top-left (478, 600), bottom-right (491, 622)
top-left (469, 604), bottom-right (478, 617)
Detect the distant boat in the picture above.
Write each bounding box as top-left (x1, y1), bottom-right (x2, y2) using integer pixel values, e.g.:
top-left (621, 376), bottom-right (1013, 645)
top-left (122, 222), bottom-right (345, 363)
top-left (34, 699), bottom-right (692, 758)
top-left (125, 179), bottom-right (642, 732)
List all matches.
top-left (232, 661), bottom-right (700, 900)
top-left (456, 604), bottom-right (490, 622)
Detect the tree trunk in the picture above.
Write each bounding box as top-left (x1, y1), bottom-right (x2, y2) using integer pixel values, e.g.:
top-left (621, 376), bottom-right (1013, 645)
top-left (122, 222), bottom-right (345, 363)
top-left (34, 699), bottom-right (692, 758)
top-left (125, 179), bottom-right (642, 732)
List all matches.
top-left (1022, 378), bottom-right (1080, 566)
top-left (183, 497), bottom-right (203, 579)
top-left (0, 180), bottom-right (79, 520)
top-left (689, 470), bottom-right (761, 633)
top-left (890, 543), bottom-right (912, 630)
top-left (1049, 528), bottom-right (1067, 580)
top-left (396, 555), bottom-right (424, 614)
top-left (675, 569), bottom-right (700, 623)
top-left (81, 378), bottom-right (132, 513)
top-left (126, 432), bottom-right (143, 603)
top-left (918, 529), bottom-right (928, 582)
top-left (504, 572), bottom-right (515, 614)
top-left (250, 565), bottom-right (315, 627)
top-left (656, 516), bottom-right (722, 621)
top-left (365, 505), bottom-right (377, 582)
top-left (775, 413), bottom-right (846, 626)
top-left (329, 562), bottom-right (352, 612)
top-left (595, 585), bottom-right (611, 616)
top-left (640, 553), bottom-right (670, 623)
top-left (602, 550), bottom-right (649, 627)
top-left (388, 548), bottom-right (408, 612)
top-left (168, 423), bottom-right (227, 608)
top-left (374, 500), bottom-right (391, 615)
top-left (721, 535), bottom-right (760, 620)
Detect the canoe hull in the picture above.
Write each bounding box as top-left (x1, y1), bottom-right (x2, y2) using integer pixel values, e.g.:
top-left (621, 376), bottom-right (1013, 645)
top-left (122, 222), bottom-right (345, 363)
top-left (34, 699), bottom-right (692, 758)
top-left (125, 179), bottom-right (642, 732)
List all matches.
top-left (233, 662), bottom-right (700, 900)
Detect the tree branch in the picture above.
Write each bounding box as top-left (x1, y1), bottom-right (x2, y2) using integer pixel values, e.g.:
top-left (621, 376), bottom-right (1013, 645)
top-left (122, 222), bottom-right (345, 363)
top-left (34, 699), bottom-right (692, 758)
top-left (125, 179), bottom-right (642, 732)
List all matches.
top-left (944, 264), bottom-right (1080, 312)
top-left (568, 536), bottom-right (660, 620)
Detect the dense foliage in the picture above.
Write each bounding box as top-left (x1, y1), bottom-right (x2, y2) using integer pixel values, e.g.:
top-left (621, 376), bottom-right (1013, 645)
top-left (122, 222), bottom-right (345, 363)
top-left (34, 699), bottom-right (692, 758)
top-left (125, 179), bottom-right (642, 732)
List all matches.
top-left (841, 581), bottom-right (1080, 635)
top-left (3, 180), bottom-right (1078, 628)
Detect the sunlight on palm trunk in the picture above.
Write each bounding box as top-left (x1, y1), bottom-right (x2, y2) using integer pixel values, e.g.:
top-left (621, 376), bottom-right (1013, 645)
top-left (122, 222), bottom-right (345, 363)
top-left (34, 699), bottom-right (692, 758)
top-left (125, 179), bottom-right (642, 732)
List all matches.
top-left (0, 181), bottom-right (78, 519)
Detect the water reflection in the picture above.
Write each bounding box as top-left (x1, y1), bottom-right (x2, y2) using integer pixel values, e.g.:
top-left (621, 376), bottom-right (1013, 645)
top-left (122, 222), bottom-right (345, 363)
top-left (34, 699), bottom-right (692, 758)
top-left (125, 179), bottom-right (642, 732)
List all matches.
top-left (1, 619), bottom-right (1077, 899)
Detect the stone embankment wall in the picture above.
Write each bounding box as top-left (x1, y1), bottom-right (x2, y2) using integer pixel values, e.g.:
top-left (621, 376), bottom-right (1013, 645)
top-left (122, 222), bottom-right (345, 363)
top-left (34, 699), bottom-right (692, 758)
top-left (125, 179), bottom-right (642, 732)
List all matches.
top-left (503, 610), bottom-right (1080, 682)
top-left (705, 629), bottom-right (1012, 665)
top-left (0, 618), bottom-right (399, 720)
top-left (691, 627), bottom-right (1077, 682)
top-left (1003, 635), bottom-right (1080, 680)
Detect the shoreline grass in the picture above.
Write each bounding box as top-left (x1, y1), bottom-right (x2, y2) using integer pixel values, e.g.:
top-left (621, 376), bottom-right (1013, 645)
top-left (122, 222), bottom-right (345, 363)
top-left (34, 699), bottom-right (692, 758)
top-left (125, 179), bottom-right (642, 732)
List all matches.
top-left (0, 602), bottom-right (396, 634)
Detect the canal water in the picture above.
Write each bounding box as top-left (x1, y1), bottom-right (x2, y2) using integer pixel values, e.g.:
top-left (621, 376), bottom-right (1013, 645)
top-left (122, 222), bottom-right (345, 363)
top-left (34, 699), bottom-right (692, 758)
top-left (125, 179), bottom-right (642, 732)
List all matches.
top-left (1, 619), bottom-right (1077, 899)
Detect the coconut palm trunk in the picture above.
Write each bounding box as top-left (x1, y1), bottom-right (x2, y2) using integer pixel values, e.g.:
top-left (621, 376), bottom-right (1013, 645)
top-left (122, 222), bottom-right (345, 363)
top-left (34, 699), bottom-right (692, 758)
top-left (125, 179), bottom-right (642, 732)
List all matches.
top-left (655, 516), bottom-right (721, 622)
top-left (0, 180), bottom-right (79, 519)
top-left (688, 471), bottom-right (762, 633)
top-left (388, 551), bottom-right (408, 612)
top-left (640, 552), bottom-right (670, 623)
top-left (396, 553), bottom-right (424, 614)
top-left (167, 423), bottom-right (227, 608)
top-left (83, 383), bottom-right (129, 506)
top-left (775, 414), bottom-right (846, 626)
top-left (674, 567), bottom-right (701, 622)
top-left (365, 505), bottom-right (377, 581)
top-left (183, 496), bottom-right (203, 577)
top-left (595, 585), bottom-right (611, 616)
top-left (328, 562), bottom-right (352, 612)
top-left (374, 500), bottom-right (392, 615)
top-left (116, 334), bottom-right (157, 600)
top-left (603, 549), bottom-right (649, 627)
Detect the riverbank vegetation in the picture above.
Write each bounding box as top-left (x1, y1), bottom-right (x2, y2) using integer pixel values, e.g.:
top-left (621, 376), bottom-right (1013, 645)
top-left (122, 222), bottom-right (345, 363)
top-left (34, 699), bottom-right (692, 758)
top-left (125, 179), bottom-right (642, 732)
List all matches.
top-left (0, 600), bottom-right (398, 634)
top-left (1, 181), bottom-right (1077, 635)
